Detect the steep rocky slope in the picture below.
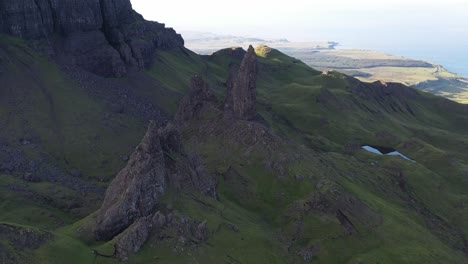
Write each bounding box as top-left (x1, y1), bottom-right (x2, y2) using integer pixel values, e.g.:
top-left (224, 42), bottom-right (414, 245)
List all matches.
top-left (0, 0), bottom-right (183, 77)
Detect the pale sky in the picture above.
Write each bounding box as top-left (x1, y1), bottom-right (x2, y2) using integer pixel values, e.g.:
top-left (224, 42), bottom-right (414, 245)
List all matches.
top-left (131, 0), bottom-right (468, 75)
top-left (131, 0), bottom-right (467, 41)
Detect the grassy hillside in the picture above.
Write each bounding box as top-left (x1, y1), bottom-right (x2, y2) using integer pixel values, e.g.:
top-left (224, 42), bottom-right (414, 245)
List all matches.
top-left (1, 35), bottom-right (468, 263)
top-left (285, 49), bottom-right (468, 104)
top-left (183, 32), bottom-right (468, 104)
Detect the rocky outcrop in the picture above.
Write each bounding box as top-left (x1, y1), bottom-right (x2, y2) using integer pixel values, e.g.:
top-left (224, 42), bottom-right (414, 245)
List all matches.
top-left (343, 76), bottom-right (420, 116)
top-left (114, 214), bottom-right (160, 261)
top-left (113, 211), bottom-right (209, 261)
top-left (176, 75), bottom-right (218, 122)
top-left (0, 224), bottom-right (53, 250)
top-left (298, 245), bottom-right (321, 263)
top-left (298, 181), bottom-right (383, 235)
top-left (95, 121), bottom-right (216, 241)
top-left (224, 45), bottom-right (258, 120)
top-left (0, 224), bottom-right (54, 264)
top-left (95, 45), bottom-right (258, 255)
top-left (95, 121), bottom-right (167, 240)
top-left (0, 0), bottom-right (184, 77)
top-left (177, 46), bottom-right (259, 123)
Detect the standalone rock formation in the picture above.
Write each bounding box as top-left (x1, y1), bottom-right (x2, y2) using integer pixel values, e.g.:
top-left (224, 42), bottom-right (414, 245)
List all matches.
top-left (0, 0), bottom-right (184, 77)
top-left (176, 75), bottom-right (218, 122)
top-left (95, 121), bottom-right (216, 241)
top-left (95, 121), bottom-right (167, 240)
top-left (224, 45), bottom-right (258, 120)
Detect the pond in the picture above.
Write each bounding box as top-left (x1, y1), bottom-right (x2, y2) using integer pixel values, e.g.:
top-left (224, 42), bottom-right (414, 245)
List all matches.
top-left (361, 145), bottom-right (414, 162)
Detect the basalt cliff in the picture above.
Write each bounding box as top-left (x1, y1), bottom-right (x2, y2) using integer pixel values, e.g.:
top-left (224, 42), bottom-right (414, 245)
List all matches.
top-left (0, 0), bottom-right (183, 77)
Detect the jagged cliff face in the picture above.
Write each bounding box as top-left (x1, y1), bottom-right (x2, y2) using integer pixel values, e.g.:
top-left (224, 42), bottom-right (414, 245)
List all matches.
top-left (0, 0), bottom-right (184, 77)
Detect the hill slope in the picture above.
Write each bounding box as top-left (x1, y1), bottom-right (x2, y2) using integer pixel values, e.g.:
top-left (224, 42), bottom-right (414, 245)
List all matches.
top-left (184, 32), bottom-right (468, 104)
top-left (0, 2), bottom-right (468, 264)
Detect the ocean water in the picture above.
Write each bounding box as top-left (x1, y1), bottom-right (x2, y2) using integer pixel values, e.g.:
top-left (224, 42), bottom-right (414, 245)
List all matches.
top-left (338, 41), bottom-right (468, 78)
top-left (370, 44), bottom-right (467, 78)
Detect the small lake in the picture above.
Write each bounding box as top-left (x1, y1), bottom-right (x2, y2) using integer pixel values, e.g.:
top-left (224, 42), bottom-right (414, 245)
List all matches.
top-left (362, 146), bottom-right (414, 162)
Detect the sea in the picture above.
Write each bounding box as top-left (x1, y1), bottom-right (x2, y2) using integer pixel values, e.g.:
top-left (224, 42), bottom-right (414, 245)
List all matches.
top-left (337, 41), bottom-right (468, 78)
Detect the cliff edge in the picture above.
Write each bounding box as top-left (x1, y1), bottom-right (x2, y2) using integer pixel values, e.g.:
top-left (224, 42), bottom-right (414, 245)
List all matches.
top-left (0, 0), bottom-right (184, 77)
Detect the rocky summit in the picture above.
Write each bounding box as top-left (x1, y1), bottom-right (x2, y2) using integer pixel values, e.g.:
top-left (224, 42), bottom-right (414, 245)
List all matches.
top-left (0, 0), bottom-right (183, 77)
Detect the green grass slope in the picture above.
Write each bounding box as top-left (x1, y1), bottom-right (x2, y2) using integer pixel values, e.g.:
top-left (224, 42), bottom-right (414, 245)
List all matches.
top-left (1, 35), bottom-right (467, 263)
top-left (278, 48), bottom-right (468, 104)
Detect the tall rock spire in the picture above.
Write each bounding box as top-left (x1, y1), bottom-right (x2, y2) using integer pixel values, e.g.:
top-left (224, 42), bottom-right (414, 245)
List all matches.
top-left (224, 45), bottom-right (258, 120)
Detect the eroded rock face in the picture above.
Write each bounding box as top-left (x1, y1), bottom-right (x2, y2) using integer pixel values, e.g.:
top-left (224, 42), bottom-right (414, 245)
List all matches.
top-left (303, 183), bottom-right (383, 234)
top-left (0, 224), bottom-right (54, 264)
top-left (114, 215), bottom-right (158, 261)
top-left (0, 224), bottom-right (53, 250)
top-left (224, 45), bottom-right (258, 120)
top-left (114, 211), bottom-right (209, 261)
top-left (176, 75), bottom-right (218, 122)
top-left (95, 121), bottom-right (216, 241)
top-left (0, 0), bottom-right (184, 77)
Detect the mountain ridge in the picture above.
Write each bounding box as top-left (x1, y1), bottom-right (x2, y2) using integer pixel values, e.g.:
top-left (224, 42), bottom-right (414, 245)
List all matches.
top-left (184, 31), bottom-right (468, 103)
